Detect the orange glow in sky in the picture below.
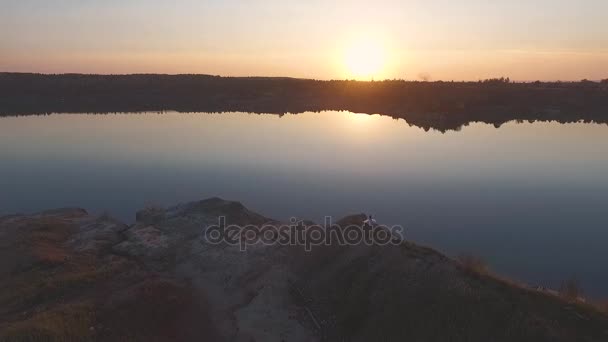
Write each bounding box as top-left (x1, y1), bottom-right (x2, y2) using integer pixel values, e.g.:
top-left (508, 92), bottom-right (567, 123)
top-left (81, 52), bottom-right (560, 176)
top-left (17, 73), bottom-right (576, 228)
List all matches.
top-left (1, 1), bottom-right (607, 80)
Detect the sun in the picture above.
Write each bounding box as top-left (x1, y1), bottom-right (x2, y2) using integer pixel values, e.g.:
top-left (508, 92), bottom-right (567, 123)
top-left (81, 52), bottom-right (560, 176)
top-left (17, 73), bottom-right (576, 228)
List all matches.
top-left (344, 38), bottom-right (386, 80)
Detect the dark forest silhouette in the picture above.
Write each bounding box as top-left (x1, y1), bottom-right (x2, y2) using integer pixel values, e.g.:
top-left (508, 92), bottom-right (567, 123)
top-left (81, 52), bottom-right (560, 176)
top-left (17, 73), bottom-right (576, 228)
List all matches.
top-left (1, 73), bottom-right (607, 132)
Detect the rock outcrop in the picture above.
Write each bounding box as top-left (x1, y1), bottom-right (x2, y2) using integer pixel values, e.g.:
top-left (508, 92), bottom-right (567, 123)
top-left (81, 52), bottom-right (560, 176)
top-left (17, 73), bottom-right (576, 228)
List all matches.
top-left (1, 198), bottom-right (607, 342)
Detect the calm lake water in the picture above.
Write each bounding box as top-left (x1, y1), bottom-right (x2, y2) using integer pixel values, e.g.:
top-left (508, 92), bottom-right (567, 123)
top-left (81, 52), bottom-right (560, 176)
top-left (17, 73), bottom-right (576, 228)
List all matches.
top-left (1, 111), bottom-right (608, 296)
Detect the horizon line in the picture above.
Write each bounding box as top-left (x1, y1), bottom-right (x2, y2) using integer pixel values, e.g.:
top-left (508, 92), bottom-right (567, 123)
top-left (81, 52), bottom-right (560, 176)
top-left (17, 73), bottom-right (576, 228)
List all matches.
top-left (1, 72), bottom-right (605, 83)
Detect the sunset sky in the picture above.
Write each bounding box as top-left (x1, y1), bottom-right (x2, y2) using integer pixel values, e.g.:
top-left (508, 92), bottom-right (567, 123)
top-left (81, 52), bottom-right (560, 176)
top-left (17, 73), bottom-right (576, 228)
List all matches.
top-left (1, 0), bottom-right (607, 80)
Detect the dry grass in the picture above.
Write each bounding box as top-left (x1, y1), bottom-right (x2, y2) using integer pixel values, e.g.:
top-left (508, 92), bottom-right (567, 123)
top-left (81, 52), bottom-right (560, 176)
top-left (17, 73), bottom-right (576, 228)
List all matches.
top-left (0, 302), bottom-right (94, 342)
top-left (0, 217), bottom-right (133, 342)
top-left (559, 277), bottom-right (583, 301)
top-left (299, 243), bottom-right (608, 342)
top-left (0, 213), bottom-right (220, 342)
top-left (593, 299), bottom-right (608, 313)
top-left (0, 218), bottom-right (126, 315)
top-left (457, 253), bottom-right (490, 275)
top-left (23, 220), bottom-right (73, 266)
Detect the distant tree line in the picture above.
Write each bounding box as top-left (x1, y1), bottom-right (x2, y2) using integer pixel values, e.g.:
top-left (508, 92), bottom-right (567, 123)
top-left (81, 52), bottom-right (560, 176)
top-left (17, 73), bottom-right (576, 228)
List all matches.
top-left (479, 77), bottom-right (510, 84)
top-left (0, 73), bottom-right (607, 132)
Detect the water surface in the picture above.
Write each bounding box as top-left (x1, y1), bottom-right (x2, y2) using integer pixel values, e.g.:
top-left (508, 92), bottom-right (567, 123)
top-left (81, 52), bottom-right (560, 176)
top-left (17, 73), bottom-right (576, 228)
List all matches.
top-left (1, 111), bottom-right (607, 295)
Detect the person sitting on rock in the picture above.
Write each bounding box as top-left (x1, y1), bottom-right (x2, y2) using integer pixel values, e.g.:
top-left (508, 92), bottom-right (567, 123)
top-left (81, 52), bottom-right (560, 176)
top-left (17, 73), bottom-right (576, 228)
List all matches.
top-left (364, 215), bottom-right (377, 227)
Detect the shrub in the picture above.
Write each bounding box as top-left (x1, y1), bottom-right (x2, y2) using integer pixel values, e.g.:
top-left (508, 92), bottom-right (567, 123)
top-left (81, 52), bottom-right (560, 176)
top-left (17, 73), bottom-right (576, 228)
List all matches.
top-left (457, 254), bottom-right (489, 275)
top-left (559, 277), bottom-right (583, 301)
top-left (595, 299), bottom-right (608, 313)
